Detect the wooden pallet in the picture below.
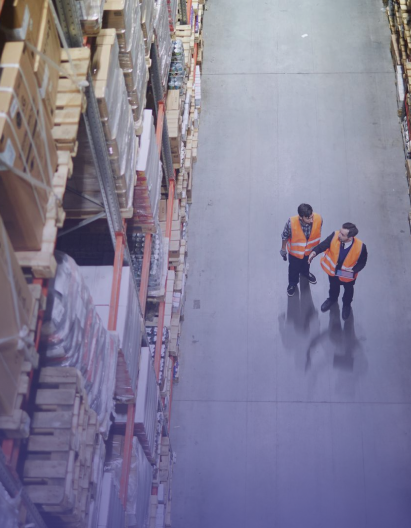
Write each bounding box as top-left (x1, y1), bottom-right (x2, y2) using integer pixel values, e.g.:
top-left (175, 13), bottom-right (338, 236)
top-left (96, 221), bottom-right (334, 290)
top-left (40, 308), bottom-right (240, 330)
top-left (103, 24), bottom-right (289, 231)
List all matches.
top-left (23, 367), bottom-right (103, 528)
top-left (16, 151), bottom-right (73, 278)
top-left (52, 48), bottom-right (90, 155)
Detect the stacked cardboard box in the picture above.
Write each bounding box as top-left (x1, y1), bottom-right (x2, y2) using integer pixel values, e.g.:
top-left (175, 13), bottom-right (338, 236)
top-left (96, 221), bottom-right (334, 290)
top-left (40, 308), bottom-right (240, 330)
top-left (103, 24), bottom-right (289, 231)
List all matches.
top-left (130, 110), bottom-right (162, 233)
top-left (149, 436), bottom-right (174, 528)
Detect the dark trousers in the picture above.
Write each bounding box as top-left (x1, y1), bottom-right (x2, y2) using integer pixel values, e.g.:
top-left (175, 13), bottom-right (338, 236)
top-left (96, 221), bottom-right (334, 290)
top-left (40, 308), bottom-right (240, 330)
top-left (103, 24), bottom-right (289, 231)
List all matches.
top-left (288, 254), bottom-right (310, 286)
top-left (328, 276), bottom-right (356, 306)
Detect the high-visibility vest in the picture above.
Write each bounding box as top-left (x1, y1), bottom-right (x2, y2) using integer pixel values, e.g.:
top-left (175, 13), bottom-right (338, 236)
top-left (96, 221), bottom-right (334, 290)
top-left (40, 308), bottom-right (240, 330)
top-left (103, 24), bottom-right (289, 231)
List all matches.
top-left (320, 231), bottom-right (363, 282)
top-left (286, 213), bottom-right (322, 259)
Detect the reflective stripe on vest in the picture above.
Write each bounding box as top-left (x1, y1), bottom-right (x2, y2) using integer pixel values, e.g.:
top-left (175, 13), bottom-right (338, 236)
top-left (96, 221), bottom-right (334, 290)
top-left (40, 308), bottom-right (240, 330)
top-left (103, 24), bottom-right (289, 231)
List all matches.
top-left (286, 213), bottom-right (322, 259)
top-left (320, 232), bottom-right (363, 282)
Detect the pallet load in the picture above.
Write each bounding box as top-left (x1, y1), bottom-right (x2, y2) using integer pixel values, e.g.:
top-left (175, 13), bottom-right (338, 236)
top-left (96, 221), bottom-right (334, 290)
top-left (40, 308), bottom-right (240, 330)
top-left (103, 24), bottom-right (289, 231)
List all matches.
top-left (95, 472), bottom-right (126, 528)
top-left (154, 0), bottom-right (173, 94)
top-left (78, 0), bottom-right (105, 35)
top-left (141, 0), bottom-right (156, 56)
top-left (40, 252), bottom-right (119, 438)
top-left (23, 367), bottom-right (105, 528)
top-left (80, 265), bottom-right (144, 401)
top-left (129, 110), bottom-right (162, 233)
top-left (103, 0), bottom-right (148, 131)
top-left (0, 216), bottom-right (37, 438)
top-left (105, 435), bottom-right (153, 528)
top-left (149, 436), bottom-right (174, 528)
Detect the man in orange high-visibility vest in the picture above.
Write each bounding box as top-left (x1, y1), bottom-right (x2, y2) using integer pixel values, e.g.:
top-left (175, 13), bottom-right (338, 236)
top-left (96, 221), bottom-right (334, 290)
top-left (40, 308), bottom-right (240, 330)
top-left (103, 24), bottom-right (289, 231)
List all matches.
top-left (308, 222), bottom-right (368, 321)
top-left (280, 203), bottom-right (322, 297)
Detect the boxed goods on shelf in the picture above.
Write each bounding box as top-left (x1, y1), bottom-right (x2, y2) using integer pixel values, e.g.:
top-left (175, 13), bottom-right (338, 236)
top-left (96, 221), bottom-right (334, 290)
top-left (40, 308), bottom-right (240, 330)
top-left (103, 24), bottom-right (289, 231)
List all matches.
top-left (92, 29), bottom-right (137, 210)
top-left (40, 252), bottom-right (119, 438)
top-left (95, 472), bottom-right (125, 528)
top-left (166, 89), bottom-right (182, 166)
top-left (33, 0), bottom-right (61, 126)
top-left (80, 265), bottom-right (143, 398)
top-left (141, 0), bottom-right (156, 55)
top-left (0, 216), bottom-right (35, 417)
top-left (0, 41), bottom-right (57, 251)
top-left (79, 0), bottom-right (105, 35)
top-left (105, 435), bottom-right (153, 528)
top-left (129, 109), bottom-right (162, 232)
top-left (103, 1), bottom-right (148, 128)
top-left (154, 0), bottom-right (173, 93)
top-left (128, 222), bottom-right (166, 296)
top-left (0, 0), bottom-right (42, 65)
top-left (23, 367), bottom-right (105, 528)
top-left (168, 39), bottom-right (185, 92)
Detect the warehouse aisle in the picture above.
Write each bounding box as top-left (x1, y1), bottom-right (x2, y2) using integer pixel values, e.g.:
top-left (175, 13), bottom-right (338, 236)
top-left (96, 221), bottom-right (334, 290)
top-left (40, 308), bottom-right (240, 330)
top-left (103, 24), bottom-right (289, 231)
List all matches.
top-left (172, 1), bottom-right (411, 527)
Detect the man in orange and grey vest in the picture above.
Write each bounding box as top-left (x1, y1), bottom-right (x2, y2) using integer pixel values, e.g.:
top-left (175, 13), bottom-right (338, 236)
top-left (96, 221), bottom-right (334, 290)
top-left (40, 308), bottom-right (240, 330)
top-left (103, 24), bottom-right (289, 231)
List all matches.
top-left (280, 203), bottom-right (322, 297)
top-left (308, 222), bottom-right (368, 320)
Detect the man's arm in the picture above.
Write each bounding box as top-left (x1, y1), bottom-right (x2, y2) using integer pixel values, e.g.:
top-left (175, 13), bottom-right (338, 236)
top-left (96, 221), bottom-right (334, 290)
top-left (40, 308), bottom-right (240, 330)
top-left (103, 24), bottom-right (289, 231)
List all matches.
top-left (281, 219), bottom-right (291, 251)
top-left (352, 243), bottom-right (367, 273)
top-left (312, 232), bottom-right (335, 255)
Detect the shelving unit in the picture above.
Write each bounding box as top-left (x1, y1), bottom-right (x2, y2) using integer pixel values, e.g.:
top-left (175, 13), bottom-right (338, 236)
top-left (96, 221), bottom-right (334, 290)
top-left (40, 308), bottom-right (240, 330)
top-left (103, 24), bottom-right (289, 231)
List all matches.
top-left (0, 0), bottom-right (205, 526)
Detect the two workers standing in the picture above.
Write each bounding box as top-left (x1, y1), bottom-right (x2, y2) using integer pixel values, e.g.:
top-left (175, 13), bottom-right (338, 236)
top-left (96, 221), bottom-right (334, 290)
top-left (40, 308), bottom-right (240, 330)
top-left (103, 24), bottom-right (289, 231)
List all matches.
top-left (280, 203), bottom-right (368, 321)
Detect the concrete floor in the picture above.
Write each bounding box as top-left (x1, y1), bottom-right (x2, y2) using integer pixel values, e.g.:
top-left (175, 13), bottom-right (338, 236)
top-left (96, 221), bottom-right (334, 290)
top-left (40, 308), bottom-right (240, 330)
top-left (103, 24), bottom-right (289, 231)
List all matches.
top-left (171, 1), bottom-right (411, 526)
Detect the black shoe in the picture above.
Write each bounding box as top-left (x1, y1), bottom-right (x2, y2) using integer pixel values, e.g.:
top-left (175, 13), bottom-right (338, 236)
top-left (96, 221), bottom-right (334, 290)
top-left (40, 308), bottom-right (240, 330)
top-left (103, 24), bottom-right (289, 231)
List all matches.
top-left (301, 272), bottom-right (317, 284)
top-left (321, 298), bottom-right (336, 312)
top-left (287, 285), bottom-right (296, 297)
top-left (307, 272), bottom-right (317, 284)
top-left (342, 305), bottom-right (351, 321)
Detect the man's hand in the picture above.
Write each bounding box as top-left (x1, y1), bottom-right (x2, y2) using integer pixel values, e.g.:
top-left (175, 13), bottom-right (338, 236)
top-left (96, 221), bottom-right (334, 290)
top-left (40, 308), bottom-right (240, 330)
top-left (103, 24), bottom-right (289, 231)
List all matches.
top-left (280, 249), bottom-right (287, 261)
top-left (308, 251), bottom-right (316, 264)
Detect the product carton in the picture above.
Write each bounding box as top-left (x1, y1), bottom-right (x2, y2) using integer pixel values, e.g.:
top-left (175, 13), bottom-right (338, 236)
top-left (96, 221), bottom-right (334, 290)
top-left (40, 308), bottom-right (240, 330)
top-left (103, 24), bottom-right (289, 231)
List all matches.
top-left (0, 0), bottom-right (42, 65)
top-left (0, 215), bottom-right (34, 415)
top-left (33, 0), bottom-right (61, 126)
top-left (0, 42), bottom-right (57, 250)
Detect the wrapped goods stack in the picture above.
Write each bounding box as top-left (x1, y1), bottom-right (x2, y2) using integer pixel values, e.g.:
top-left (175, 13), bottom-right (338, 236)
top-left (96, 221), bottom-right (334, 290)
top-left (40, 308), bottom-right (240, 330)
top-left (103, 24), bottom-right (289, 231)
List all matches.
top-left (105, 435), bottom-right (153, 528)
top-left (155, 0), bottom-right (173, 93)
top-left (130, 110), bottom-right (162, 232)
top-left (141, 0), bottom-right (156, 56)
top-left (22, 367), bottom-right (106, 528)
top-left (80, 265), bottom-right (144, 399)
top-left (40, 252), bottom-right (119, 439)
top-left (78, 0), bottom-right (105, 35)
top-left (103, 0), bottom-right (148, 130)
top-left (128, 222), bottom-right (166, 295)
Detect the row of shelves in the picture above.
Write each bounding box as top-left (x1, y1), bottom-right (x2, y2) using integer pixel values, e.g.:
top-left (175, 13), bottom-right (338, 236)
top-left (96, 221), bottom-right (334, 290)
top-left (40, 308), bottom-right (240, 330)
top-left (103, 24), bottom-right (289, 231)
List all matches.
top-left (0, 0), bottom-right (206, 526)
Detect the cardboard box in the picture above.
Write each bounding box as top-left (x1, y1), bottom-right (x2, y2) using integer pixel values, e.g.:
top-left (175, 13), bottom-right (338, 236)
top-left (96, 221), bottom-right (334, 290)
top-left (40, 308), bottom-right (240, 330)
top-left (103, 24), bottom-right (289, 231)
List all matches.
top-left (0, 42), bottom-right (57, 250)
top-left (0, 0), bottom-right (42, 65)
top-left (33, 0), bottom-right (60, 126)
top-left (0, 215), bottom-right (34, 415)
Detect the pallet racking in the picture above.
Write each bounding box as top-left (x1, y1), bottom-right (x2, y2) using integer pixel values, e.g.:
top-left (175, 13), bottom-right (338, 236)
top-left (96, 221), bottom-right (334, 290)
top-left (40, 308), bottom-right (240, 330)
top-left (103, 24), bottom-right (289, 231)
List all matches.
top-left (0, 0), bottom-right (205, 525)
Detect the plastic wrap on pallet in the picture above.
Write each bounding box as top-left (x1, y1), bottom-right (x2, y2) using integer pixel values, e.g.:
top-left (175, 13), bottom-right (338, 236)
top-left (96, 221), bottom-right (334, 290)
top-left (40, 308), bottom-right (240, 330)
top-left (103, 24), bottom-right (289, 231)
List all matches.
top-left (154, 0), bottom-right (173, 91)
top-left (166, 0), bottom-right (178, 30)
top-left (168, 40), bottom-right (185, 92)
top-left (96, 472), bottom-right (126, 528)
top-left (118, 1), bottom-right (147, 125)
top-left (105, 436), bottom-right (152, 528)
top-left (134, 347), bottom-right (159, 463)
top-left (103, 0), bottom-right (134, 52)
top-left (146, 326), bottom-right (169, 388)
top-left (80, 266), bottom-right (142, 396)
top-left (78, 0), bottom-right (105, 35)
top-left (127, 223), bottom-right (164, 294)
top-left (40, 252), bottom-right (119, 439)
top-left (132, 110), bottom-right (162, 230)
top-left (0, 482), bottom-right (19, 528)
top-left (141, 0), bottom-right (156, 54)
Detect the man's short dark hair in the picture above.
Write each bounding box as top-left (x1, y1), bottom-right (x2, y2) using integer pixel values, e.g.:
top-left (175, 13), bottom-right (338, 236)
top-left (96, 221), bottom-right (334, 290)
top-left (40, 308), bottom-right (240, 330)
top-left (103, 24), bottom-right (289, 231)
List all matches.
top-left (342, 222), bottom-right (359, 238)
top-left (298, 203), bottom-right (313, 218)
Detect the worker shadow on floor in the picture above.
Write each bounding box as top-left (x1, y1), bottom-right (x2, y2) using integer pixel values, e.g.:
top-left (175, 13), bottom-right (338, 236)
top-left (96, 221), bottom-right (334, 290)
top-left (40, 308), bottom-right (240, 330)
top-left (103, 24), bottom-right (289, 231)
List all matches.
top-left (305, 304), bottom-right (367, 375)
top-left (278, 277), bottom-right (320, 350)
